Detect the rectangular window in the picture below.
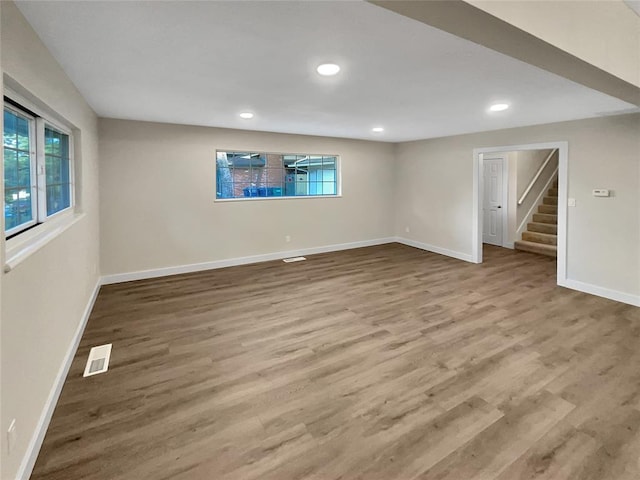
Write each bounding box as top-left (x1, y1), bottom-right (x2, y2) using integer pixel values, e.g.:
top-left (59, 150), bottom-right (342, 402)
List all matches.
top-left (44, 125), bottom-right (72, 216)
top-left (216, 151), bottom-right (339, 199)
top-left (3, 98), bottom-right (74, 237)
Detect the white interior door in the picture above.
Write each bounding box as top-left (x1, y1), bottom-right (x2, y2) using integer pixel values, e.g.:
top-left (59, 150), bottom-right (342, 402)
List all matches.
top-left (483, 158), bottom-right (504, 246)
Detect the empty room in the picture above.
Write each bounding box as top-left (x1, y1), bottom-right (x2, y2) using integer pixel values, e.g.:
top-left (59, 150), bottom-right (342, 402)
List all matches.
top-left (1, 1), bottom-right (639, 479)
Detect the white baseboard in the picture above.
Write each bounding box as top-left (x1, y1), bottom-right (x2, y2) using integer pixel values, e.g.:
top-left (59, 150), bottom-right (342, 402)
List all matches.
top-left (101, 237), bottom-right (397, 285)
top-left (395, 236), bottom-right (475, 263)
top-left (558, 278), bottom-right (640, 307)
top-left (16, 279), bottom-right (101, 480)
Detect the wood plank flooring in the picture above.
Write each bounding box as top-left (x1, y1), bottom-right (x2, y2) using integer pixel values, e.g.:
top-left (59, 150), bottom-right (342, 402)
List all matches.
top-left (30, 243), bottom-right (640, 480)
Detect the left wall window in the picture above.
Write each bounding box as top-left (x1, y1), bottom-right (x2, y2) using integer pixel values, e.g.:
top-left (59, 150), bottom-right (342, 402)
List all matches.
top-left (3, 98), bottom-right (73, 237)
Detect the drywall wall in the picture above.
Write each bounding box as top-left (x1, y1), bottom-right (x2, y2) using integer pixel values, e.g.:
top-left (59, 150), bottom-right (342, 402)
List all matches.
top-left (99, 119), bottom-right (395, 277)
top-left (395, 113), bottom-right (640, 300)
top-left (468, 0), bottom-right (640, 88)
top-left (0, 2), bottom-right (100, 479)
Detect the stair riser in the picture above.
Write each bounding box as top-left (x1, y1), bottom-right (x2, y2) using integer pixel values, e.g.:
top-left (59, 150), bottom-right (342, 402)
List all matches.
top-left (538, 205), bottom-right (558, 214)
top-left (548, 188), bottom-right (558, 196)
top-left (527, 222), bottom-right (557, 234)
top-left (543, 196), bottom-right (558, 206)
top-left (533, 213), bottom-right (557, 224)
top-left (523, 232), bottom-right (557, 245)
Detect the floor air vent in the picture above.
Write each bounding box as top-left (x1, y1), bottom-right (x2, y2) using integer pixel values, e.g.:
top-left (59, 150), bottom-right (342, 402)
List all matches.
top-left (83, 344), bottom-right (112, 377)
top-left (283, 256), bottom-right (306, 263)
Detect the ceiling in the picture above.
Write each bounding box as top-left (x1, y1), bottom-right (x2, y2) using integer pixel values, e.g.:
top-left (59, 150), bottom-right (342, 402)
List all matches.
top-left (15, 1), bottom-right (636, 143)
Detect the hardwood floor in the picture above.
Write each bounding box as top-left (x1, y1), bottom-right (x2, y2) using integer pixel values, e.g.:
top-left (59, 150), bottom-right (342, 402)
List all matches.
top-left (31, 243), bottom-right (640, 480)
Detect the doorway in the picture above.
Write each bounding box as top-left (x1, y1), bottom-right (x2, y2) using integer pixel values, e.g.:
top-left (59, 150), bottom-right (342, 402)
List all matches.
top-left (472, 141), bottom-right (568, 284)
top-left (482, 155), bottom-right (507, 247)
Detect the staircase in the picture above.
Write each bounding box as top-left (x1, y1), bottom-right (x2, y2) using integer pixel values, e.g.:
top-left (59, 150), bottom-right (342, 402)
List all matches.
top-left (515, 179), bottom-right (557, 257)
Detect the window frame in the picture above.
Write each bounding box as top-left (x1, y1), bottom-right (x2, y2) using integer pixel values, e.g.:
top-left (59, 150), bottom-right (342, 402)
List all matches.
top-left (38, 117), bottom-right (75, 221)
top-left (3, 94), bottom-right (75, 238)
top-left (214, 150), bottom-right (342, 202)
top-left (3, 103), bottom-right (38, 236)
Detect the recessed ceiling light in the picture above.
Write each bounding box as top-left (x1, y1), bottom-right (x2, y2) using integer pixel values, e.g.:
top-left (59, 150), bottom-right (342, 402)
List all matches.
top-left (489, 103), bottom-right (510, 112)
top-left (317, 63), bottom-right (340, 76)
top-left (239, 112), bottom-right (254, 119)
top-left (372, 127), bottom-right (384, 132)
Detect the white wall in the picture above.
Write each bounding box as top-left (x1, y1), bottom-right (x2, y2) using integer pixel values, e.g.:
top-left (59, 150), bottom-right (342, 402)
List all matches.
top-left (99, 119), bottom-right (395, 277)
top-left (467, 0), bottom-right (640, 88)
top-left (395, 113), bottom-right (640, 301)
top-left (0, 2), bottom-right (100, 479)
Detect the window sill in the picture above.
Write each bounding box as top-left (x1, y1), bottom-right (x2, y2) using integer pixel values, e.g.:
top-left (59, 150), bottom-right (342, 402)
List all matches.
top-left (4, 211), bottom-right (85, 273)
top-left (214, 194), bottom-right (342, 203)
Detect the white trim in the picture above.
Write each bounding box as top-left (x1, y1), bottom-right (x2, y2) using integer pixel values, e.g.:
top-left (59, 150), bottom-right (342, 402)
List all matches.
top-left (558, 278), bottom-right (640, 307)
top-left (215, 149), bottom-right (341, 201)
top-left (4, 92), bottom-right (76, 237)
top-left (35, 117), bottom-right (47, 223)
top-left (515, 166), bottom-right (558, 239)
top-left (472, 153), bottom-right (482, 263)
top-left (502, 155), bottom-right (509, 249)
top-left (473, 142), bottom-right (568, 282)
top-left (3, 85), bottom-right (73, 132)
top-left (42, 120), bottom-right (76, 219)
top-left (16, 279), bottom-right (101, 480)
top-left (395, 236), bottom-right (474, 263)
top-left (4, 212), bottom-right (85, 272)
top-left (3, 104), bottom-right (38, 237)
top-left (215, 194), bottom-right (342, 203)
top-left (101, 237), bottom-right (396, 284)
top-left (556, 145), bottom-right (568, 283)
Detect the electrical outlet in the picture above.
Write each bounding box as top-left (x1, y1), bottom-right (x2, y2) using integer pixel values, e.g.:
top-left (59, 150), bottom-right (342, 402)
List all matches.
top-left (7, 419), bottom-right (16, 455)
top-left (285, 235), bottom-right (291, 243)
top-left (405, 226), bottom-right (410, 233)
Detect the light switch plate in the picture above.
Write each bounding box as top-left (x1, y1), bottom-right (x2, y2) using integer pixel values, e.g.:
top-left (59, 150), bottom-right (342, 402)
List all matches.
top-left (593, 189), bottom-right (610, 197)
top-left (568, 198), bottom-right (576, 207)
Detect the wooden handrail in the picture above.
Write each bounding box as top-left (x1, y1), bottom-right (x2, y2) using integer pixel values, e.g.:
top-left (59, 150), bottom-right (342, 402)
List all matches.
top-left (518, 149), bottom-right (558, 206)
